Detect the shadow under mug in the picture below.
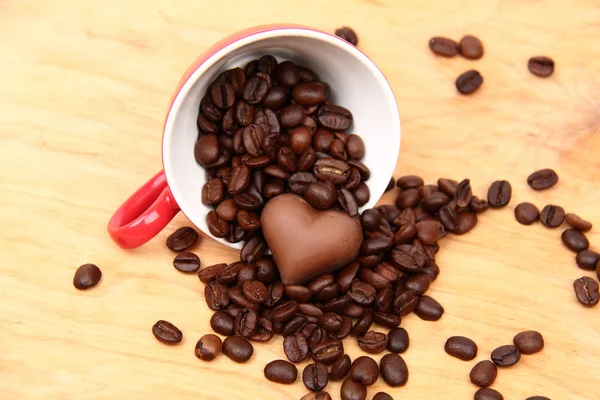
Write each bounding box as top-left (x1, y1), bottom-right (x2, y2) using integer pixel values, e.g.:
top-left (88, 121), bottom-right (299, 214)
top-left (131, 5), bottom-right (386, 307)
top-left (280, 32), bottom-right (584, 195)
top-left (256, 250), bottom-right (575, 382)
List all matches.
top-left (108, 25), bottom-right (401, 250)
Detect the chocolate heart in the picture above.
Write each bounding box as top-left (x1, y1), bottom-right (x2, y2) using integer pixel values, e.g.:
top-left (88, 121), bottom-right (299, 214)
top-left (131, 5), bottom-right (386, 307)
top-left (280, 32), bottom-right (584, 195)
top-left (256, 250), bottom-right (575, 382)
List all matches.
top-left (260, 193), bottom-right (362, 285)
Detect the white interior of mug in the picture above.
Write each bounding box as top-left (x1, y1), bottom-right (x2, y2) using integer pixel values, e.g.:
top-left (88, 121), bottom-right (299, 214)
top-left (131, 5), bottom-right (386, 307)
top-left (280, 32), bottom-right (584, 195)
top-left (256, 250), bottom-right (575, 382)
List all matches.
top-left (163, 28), bottom-right (401, 249)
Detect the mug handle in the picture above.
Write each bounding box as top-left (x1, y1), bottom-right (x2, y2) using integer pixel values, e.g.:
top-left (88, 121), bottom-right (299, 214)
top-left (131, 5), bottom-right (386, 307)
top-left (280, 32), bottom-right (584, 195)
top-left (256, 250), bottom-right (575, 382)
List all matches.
top-left (107, 171), bottom-right (181, 249)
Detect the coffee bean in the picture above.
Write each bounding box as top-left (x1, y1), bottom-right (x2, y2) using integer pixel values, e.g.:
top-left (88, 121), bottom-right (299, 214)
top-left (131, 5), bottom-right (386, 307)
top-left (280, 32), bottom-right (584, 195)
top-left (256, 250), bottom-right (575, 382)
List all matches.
top-left (216, 262), bottom-right (243, 285)
top-left (228, 164), bottom-right (251, 194)
top-left (514, 202), bottom-right (540, 225)
top-left (272, 300), bottom-right (299, 323)
top-left (566, 213), bottom-right (592, 232)
top-left (455, 211), bottom-right (478, 235)
top-left (372, 311), bottom-right (401, 329)
top-left (313, 158), bottom-right (350, 184)
top-left (302, 324), bottom-right (324, 348)
top-left (379, 353), bottom-right (408, 387)
top-left (277, 146), bottom-right (298, 172)
top-left (317, 283), bottom-right (343, 304)
top-left (241, 236), bottom-right (266, 263)
top-left (73, 263), bottom-right (102, 290)
top-left (194, 134), bottom-right (220, 166)
top-left (166, 227), bottom-right (198, 251)
top-left (222, 335), bottom-right (253, 362)
top-left (513, 330), bottom-right (544, 354)
top-left (456, 70), bottom-right (483, 94)
top-left (318, 104), bottom-right (353, 131)
top-left (528, 56), bottom-right (554, 77)
top-left (418, 184), bottom-right (438, 198)
top-left (293, 83), bottom-right (327, 106)
top-left (525, 397), bottom-right (550, 400)
top-left (527, 168), bottom-right (558, 190)
top-left (274, 61), bottom-right (300, 88)
top-left (573, 276), bottom-right (599, 306)
top-left (234, 308), bottom-right (259, 338)
top-left (341, 378), bottom-right (367, 400)
top-left (261, 86), bottom-right (289, 110)
top-left (343, 134), bottom-right (365, 160)
top-left (329, 138), bottom-right (348, 160)
top-left (444, 336), bottom-right (478, 361)
top-left (422, 192), bottom-right (451, 213)
top-left (204, 281), bottom-right (230, 310)
top-left (347, 309), bottom-right (372, 336)
top-left (257, 54), bottom-right (278, 75)
top-left (347, 281), bottom-right (377, 305)
top-left (202, 179), bottom-right (225, 206)
top-left (307, 274), bottom-right (335, 294)
top-left (171, 252), bottom-right (201, 273)
top-left (470, 196), bottom-right (490, 213)
top-left (311, 340), bottom-right (344, 365)
top-left (361, 209), bottom-right (382, 232)
top-left (337, 261), bottom-right (360, 293)
top-left (391, 244), bottom-right (427, 273)
top-left (237, 263), bottom-right (257, 286)
top-left (300, 392), bottom-right (332, 400)
top-left (264, 359), bottom-right (297, 384)
top-left (429, 36), bottom-right (459, 57)
top-left (350, 356), bottom-right (379, 386)
top-left (152, 320), bottom-right (182, 344)
top-left (470, 360), bottom-right (497, 387)
top-left (330, 354), bottom-right (352, 381)
top-left (415, 295), bottom-right (444, 321)
top-left (198, 263), bottom-right (227, 283)
top-left (487, 180), bottom-right (511, 208)
top-left (284, 285), bottom-right (312, 303)
top-left (357, 331), bottom-right (388, 354)
top-left (395, 175), bottom-right (423, 189)
top-left (421, 263), bottom-right (440, 282)
top-left (576, 250), bottom-right (600, 271)
top-left (211, 80), bottom-right (235, 109)
top-left (318, 312), bottom-right (344, 333)
top-left (282, 315), bottom-right (309, 337)
top-left (241, 279), bottom-right (268, 303)
top-left (459, 35), bottom-right (484, 60)
top-left (303, 362), bottom-right (329, 391)
top-left (439, 206), bottom-right (459, 232)
top-left (283, 332), bottom-right (309, 363)
top-left (288, 126), bottom-right (312, 155)
top-left (195, 334), bottom-right (222, 361)
top-left (305, 181), bottom-right (338, 210)
top-left (455, 179), bottom-right (473, 207)
top-left (475, 388), bottom-right (504, 400)
top-left (352, 183), bottom-right (370, 207)
top-left (491, 345), bottom-right (521, 367)
top-left (209, 311), bottom-right (234, 336)
top-left (405, 273), bottom-right (431, 296)
top-left (387, 327), bottom-right (409, 354)
top-left (201, 95), bottom-right (222, 122)
top-left (372, 393), bottom-right (393, 400)
top-left (393, 290), bottom-right (419, 316)
top-left (335, 27), bottom-right (358, 46)
top-left (415, 220), bottom-right (444, 245)
top-left (561, 229), bottom-right (589, 252)
top-left (322, 296), bottom-right (351, 313)
top-left (540, 204), bottom-right (565, 228)
top-left (243, 73), bottom-right (270, 104)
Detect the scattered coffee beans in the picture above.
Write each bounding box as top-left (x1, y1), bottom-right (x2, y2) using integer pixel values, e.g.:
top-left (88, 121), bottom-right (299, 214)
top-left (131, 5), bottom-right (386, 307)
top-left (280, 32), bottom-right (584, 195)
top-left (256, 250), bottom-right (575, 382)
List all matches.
top-left (379, 353), bottom-right (408, 387)
top-left (474, 387), bottom-right (504, 400)
top-left (222, 335), bottom-right (254, 362)
top-left (166, 227), bottom-right (198, 251)
top-left (573, 276), bottom-right (599, 306)
top-left (73, 263), bottom-right (102, 290)
top-left (540, 205), bottom-right (565, 228)
top-left (387, 327), bottom-right (409, 354)
top-left (341, 378), bottom-right (367, 400)
top-left (527, 168), bottom-right (558, 190)
top-left (565, 213), bottom-right (592, 232)
top-left (350, 356), bottom-right (379, 386)
top-left (528, 56), bottom-right (555, 77)
top-left (491, 345), bottom-right (521, 367)
top-left (444, 336), bottom-right (478, 360)
top-left (487, 180), bottom-right (511, 208)
top-left (429, 37), bottom-right (459, 57)
top-left (358, 331), bottom-right (388, 354)
top-left (513, 330), bottom-right (544, 355)
top-left (264, 360), bottom-right (298, 384)
top-left (415, 295), bottom-right (444, 321)
top-left (459, 35), bottom-right (484, 60)
top-left (173, 252), bottom-right (201, 273)
top-left (514, 202), bottom-right (540, 225)
top-left (335, 27), bottom-right (358, 46)
top-left (470, 360), bottom-right (497, 387)
top-left (456, 70), bottom-right (483, 94)
top-left (210, 311), bottom-right (234, 336)
top-left (330, 354), bottom-right (352, 381)
top-left (195, 334), bottom-right (222, 361)
top-left (152, 320), bottom-right (183, 344)
top-left (561, 229), bottom-right (589, 252)
top-left (575, 250), bottom-right (600, 271)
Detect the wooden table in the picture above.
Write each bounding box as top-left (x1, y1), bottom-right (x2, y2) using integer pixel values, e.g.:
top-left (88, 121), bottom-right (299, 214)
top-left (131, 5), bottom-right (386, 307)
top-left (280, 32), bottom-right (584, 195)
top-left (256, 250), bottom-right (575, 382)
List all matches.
top-left (1, 1), bottom-right (599, 399)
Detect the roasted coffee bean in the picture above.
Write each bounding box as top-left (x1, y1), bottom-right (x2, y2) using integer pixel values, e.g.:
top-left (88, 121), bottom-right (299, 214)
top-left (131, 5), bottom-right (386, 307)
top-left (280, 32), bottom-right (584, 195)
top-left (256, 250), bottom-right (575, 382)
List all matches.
top-left (166, 227), bottom-right (198, 251)
top-left (293, 83), bottom-right (327, 106)
top-left (470, 360), bottom-right (497, 387)
top-left (357, 331), bottom-right (388, 354)
top-left (211, 80), bottom-right (235, 109)
top-left (195, 334), bottom-right (222, 361)
top-left (350, 356), bottom-right (379, 386)
top-left (372, 393), bottom-right (393, 400)
top-left (194, 134), bottom-right (220, 166)
top-left (290, 126), bottom-right (313, 155)
top-left (573, 276), bottom-right (599, 306)
top-left (240, 236), bottom-right (266, 263)
top-left (415, 295), bottom-right (444, 321)
top-left (347, 281), bottom-right (377, 305)
top-left (234, 309), bottom-right (259, 338)
top-left (201, 95), bottom-right (222, 122)
top-left (345, 134), bottom-right (365, 160)
top-left (415, 220), bottom-right (444, 245)
top-left (487, 180), bottom-right (511, 208)
top-left (377, 205), bottom-right (401, 223)
top-left (205, 281), bottom-right (230, 310)
top-left (314, 158), bottom-right (350, 184)
top-left (491, 345), bottom-right (521, 367)
top-left (307, 274), bottom-right (335, 294)
top-left (347, 308), bottom-right (373, 336)
top-left (418, 184), bottom-right (438, 198)
top-left (455, 211), bottom-right (478, 235)
top-left (230, 68), bottom-right (247, 95)
top-left (272, 300), bottom-right (299, 323)
top-left (263, 86), bottom-right (289, 109)
top-left (311, 340), bottom-right (344, 365)
top-left (391, 244), bottom-right (427, 273)
top-left (393, 290), bottom-right (419, 316)
top-left (198, 263), bottom-right (227, 283)
top-left (444, 336), bottom-right (478, 361)
top-left (341, 378), bottom-right (367, 400)
top-left (202, 179), bottom-right (224, 206)
top-left (318, 104), bottom-right (353, 131)
top-left (274, 61), bottom-right (300, 88)
top-left (395, 189), bottom-right (420, 209)
top-left (222, 335), bottom-right (253, 362)
top-left (405, 273), bottom-right (431, 296)
top-left (514, 202), bottom-right (540, 225)
top-left (373, 312), bottom-right (401, 329)
top-left (387, 327), bottom-right (409, 354)
top-left (299, 303), bottom-right (324, 317)
top-left (288, 172), bottom-right (318, 195)
top-left (306, 181), bottom-right (338, 210)
top-left (360, 237), bottom-right (393, 258)
top-left (279, 104), bottom-right (305, 128)
top-left (576, 250), bottom-right (600, 271)
top-left (337, 261), bottom-right (360, 293)
top-left (228, 164), bottom-right (251, 194)
top-left (217, 262), bottom-right (243, 285)
top-left (566, 213), bottom-right (592, 232)
top-left (298, 148), bottom-right (317, 171)
top-left (335, 26), bottom-right (358, 45)
top-left (458, 35), bottom-right (484, 59)
top-left (242, 124), bottom-right (266, 156)
top-left (525, 398), bottom-right (550, 400)
top-left (252, 318), bottom-right (274, 342)
top-left (540, 204), bottom-right (565, 228)
top-left (395, 175), bottom-right (423, 189)
top-left (244, 60), bottom-right (259, 77)
top-left (228, 287), bottom-right (259, 310)
top-left (152, 320), bottom-right (183, 344)
top-left (313, 129), bottom-right (335, 152)
top-left (318, 312), bottom-right (344, 333)
top-left (562, 229), bottom-right (589, 252)
top-left (421, 192), bottom-right (450, 213)
top-left (455, 70), bottom-right (483, 94)
top-left (315, 283), bottom-right (342, 303)
top-left (241, 280), bottom-right (268, 303)
top-left (73, 263), bottom-right (102, 290)
top-left (210, 311), bottom-right (234, 336)
top-left (303, 362), bottom-right (329, 391)
top-left (437, 178), bottom-right (458, 196)
top-left (330, 138), bottom-right (348, 160)
top-left (234, 101), bottom-right (255, 126)
top-left (393, 221), bottom-right (417, 245)
top-left (513, 330), bottom-right (544, 354)
top-left (455, 179), bottom-right (473, 207)
top-left (470, 196), bottom-right (490, 213)
top-left (359, 270), bottom-right (391, 292)
top-left (319, 353), bottom-right (349, 382)
top-left (257, 54), bottom-right (278, 75)
top-left (352, 183), bottom-right (370, 207)
top-left (283, 333), bottom-right (309, 363)
top-left (277, 146), bottom-right (298, 172)
top-left (438, 206), bottom-right (459, 232)
top-left (243, 73), bottom-right (270, 104)
top-left (528, 56), bottom-right (554, 77)
top-left (237, 209), bottom-right (260, 231)
top-left (221, 108), bottom-right (238, 137)
top-left (285, 285), bottom-right (313, 303)
top-left (527, 168), bottom-right (558, 190)
top-left (429, 36), bottom-right (459, 57)
top-left (303, 324), bottom-right (325, 348)
top-left (215, 199), bottom-right (237, 222)
top-left (172, 252), bottom-right (201, 273)
top-left (256, 257), bottom-right (278, 283)
top-left (379, 353), bottom-right (408, 387)
top-left (300, 392), bottom-right (332, 400)
top-left (264, 359), bottom-right (297, 384)
top-left (475, 388), bottom-right (504, 400)
top-left (361, 209), bottom-right (382, 232)
top-left (357, 256), bottom-right (379, 269)
top-left (321, 295), bottom-right (350, 313)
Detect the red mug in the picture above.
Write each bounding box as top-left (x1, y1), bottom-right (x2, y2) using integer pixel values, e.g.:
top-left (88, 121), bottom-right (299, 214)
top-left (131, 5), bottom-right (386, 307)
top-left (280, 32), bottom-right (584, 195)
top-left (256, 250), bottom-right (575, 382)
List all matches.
top-left (108, 25), bottom-right (401, 250)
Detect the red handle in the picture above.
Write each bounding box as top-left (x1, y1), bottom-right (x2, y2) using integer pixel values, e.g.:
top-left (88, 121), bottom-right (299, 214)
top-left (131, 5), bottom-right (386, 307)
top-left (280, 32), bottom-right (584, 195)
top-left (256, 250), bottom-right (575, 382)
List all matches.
top-left (108, 170), bottom-right (181, 249)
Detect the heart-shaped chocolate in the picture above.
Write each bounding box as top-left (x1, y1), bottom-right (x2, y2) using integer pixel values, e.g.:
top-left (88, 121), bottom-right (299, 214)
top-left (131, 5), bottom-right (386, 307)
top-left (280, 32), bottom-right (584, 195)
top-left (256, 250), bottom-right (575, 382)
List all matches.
top-left (260, 193), bottom-right (363, 285)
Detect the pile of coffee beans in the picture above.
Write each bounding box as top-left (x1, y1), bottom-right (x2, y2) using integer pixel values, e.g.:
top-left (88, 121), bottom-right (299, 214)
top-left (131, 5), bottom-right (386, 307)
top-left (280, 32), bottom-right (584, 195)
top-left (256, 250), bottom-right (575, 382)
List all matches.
top-left (195, 54), bottom-right (370, 252)
top-left (514, 168), bottom-right (599, 307)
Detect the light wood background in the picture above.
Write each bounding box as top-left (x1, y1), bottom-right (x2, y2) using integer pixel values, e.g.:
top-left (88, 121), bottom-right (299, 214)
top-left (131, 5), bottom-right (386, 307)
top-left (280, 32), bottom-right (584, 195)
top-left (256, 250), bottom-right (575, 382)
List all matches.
top-left (1, 0), bottom-right (599, 399)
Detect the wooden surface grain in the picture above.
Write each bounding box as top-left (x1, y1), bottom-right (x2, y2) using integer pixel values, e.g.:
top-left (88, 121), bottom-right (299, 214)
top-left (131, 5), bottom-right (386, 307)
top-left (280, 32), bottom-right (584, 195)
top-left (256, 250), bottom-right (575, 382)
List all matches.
top-left (1, 0), bottom-right (599, 399)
